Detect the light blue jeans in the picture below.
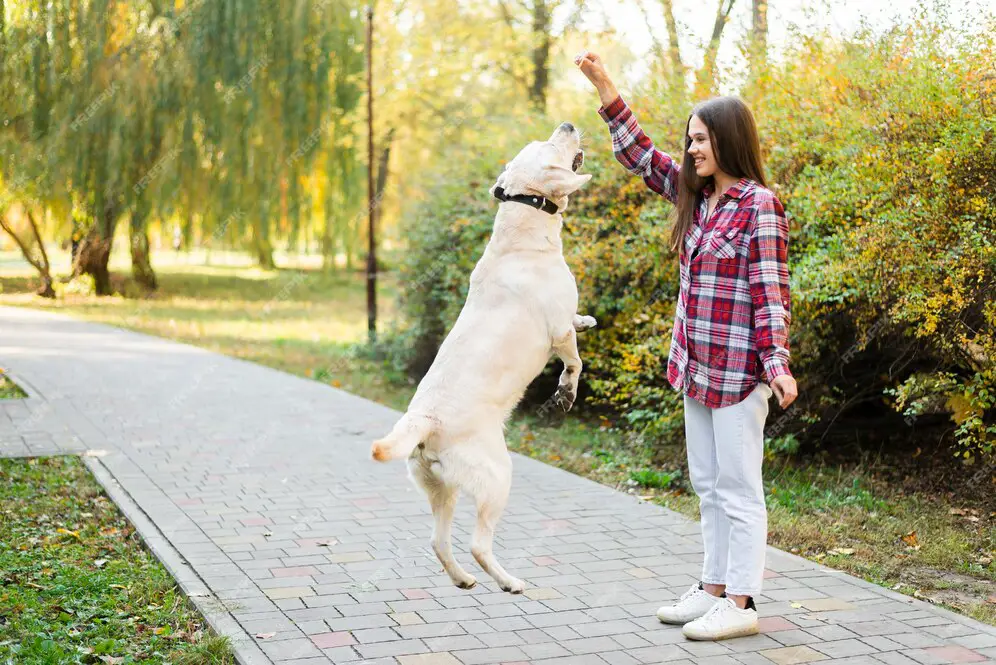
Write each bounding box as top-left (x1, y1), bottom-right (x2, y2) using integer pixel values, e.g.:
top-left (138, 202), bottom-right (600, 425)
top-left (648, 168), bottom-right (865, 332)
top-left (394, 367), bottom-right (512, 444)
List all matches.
top-left (683, 382), bottom-right (772, 597)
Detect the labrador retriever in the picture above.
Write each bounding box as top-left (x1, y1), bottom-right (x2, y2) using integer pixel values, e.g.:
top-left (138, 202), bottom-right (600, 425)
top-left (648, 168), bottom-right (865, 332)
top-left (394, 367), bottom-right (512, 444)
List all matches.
top-left (370, 122), bottom-right (595, 593)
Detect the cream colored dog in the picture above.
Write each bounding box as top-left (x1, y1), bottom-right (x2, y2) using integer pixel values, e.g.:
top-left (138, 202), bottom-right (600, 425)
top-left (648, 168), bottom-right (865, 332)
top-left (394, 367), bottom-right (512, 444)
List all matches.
top-left (370, 122), bottom-right (595, 593)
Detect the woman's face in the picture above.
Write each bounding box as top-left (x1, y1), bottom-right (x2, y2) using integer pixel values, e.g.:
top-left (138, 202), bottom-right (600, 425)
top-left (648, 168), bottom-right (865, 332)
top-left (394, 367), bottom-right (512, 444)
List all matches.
top-left (687, 114), bottom-right (718, 179)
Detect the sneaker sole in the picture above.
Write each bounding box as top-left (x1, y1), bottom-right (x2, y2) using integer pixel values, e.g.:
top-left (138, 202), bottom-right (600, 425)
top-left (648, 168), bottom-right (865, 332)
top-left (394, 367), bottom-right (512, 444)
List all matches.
top-left (682, 623), bottom-right (759, 641)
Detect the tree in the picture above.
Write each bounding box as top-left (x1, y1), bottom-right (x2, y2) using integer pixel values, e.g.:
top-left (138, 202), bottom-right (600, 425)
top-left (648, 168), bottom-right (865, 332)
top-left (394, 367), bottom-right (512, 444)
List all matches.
top-left (751, 0), bottom-right (768, 77)
top-left (695, 0), bottom-right (737, 98)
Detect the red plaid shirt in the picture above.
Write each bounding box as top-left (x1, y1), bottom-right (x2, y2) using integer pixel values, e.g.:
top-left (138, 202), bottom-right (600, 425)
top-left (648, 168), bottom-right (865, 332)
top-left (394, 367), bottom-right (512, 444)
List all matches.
top-left (598, 94), bottom-right (792, 408)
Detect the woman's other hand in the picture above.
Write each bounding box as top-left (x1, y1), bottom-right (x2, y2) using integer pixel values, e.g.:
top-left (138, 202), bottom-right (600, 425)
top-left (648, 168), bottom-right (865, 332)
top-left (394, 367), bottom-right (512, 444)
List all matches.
top-left (769, 375), bottom-right (798, 410)
top-left (575, 50), bottom-right (620, 107)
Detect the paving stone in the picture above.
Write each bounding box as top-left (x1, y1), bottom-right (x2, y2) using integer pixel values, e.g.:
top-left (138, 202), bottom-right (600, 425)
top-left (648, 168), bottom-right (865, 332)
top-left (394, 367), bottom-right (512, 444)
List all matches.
top-left (397, 654), bottom-right (463, 665)
top-left (761, 646), bottom-right (831, 664)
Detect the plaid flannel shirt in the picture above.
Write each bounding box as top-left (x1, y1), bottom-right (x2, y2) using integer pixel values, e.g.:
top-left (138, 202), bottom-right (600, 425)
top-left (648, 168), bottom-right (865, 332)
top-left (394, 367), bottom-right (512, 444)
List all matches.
top-left (598, 94), bottom-right (792, 409)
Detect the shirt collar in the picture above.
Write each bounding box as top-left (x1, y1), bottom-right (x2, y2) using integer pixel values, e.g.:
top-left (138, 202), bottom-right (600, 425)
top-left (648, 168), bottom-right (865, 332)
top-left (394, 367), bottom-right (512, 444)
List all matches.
top-left (702, 177), bottom-right (753, 200)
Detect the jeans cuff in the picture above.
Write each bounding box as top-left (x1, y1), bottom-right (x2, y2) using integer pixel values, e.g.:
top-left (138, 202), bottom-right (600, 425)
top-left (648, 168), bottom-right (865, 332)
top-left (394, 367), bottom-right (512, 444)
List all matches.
top-left (724, 588), bottom-right (760, 597)
top-left (701, 578), bottom-right (726, 585)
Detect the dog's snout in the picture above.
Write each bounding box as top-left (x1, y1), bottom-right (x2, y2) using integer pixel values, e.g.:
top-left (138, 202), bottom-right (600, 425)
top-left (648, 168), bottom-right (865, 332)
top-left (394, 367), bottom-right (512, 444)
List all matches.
top-left (559, 122), bottom-right (575, 133)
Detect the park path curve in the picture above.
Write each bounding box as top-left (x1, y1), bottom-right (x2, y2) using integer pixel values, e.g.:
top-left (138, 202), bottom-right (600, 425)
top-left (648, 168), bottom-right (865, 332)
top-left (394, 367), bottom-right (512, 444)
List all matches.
top-left (1, 305), bottom-right (995, 665)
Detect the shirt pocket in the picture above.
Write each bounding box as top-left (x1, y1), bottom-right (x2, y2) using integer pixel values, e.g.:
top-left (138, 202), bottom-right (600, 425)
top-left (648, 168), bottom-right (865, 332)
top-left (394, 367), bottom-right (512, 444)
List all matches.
top-left (704, 212), bottom-right (753, 260)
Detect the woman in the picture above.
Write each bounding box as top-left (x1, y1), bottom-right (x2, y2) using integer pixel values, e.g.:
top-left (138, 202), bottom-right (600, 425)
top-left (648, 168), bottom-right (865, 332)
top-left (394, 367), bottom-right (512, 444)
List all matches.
top-left (576, 50), bottom-right (799, 641)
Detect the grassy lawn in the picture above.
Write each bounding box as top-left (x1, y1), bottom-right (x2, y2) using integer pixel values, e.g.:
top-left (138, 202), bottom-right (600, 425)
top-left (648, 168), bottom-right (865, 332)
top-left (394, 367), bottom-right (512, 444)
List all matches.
top-left (1, 249), bottom-right (993, 626)
top-left (0, 374), bottom-right (26, 399)
top-left (0, 456), bottom-right (233, 664)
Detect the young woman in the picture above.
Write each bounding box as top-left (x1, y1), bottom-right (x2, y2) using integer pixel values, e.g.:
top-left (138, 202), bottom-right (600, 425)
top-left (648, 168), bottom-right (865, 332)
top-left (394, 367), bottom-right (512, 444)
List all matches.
top-left (576, 50), bottom-right (799, 641)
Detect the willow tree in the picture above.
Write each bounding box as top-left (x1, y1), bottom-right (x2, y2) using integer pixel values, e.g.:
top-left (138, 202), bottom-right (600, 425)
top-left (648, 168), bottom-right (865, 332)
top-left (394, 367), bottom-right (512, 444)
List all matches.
top-left (1, 0), bottom-right (368, 292)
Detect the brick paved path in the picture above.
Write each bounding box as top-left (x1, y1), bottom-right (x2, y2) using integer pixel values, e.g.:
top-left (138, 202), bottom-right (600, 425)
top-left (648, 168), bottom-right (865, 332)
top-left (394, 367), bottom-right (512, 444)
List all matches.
top-left (2, 305), bottom-right (994, 665)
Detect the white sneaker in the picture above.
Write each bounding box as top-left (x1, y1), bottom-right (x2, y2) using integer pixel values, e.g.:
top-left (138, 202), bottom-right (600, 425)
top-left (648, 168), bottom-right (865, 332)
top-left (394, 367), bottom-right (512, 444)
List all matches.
top-left (656, 583), bottom-right (723, 624)
top-left (682, 596), bottom-right (759, 640)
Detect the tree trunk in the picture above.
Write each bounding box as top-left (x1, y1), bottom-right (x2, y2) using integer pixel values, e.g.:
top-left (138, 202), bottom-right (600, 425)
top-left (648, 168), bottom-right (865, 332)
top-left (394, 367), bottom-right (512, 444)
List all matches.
top-left (750, 0), bottom-right (768, 78)
top-left (75, 229), bottom-right (113, 295)
top-left (74, 204), bottom-right (117, 296)
top-left (529, 0), bottom-right (551, 112)
top-left (130, 218), bottom-right (157, 290)
top-left (660, 0), bottom-right (686, 89)
top-left (695, 0), bottom-right (736, 98)
top-left (252, 217), bottom-right (276, 269)
top-left (0, 208), bottom-right (55, 298)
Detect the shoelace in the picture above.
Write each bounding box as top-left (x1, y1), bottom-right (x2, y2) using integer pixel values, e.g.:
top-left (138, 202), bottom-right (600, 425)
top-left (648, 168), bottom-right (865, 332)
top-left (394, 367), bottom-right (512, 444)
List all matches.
top-left (697, 597), bottom-right (736, 625)
top-left (677, 585), bottom-right (702, 603)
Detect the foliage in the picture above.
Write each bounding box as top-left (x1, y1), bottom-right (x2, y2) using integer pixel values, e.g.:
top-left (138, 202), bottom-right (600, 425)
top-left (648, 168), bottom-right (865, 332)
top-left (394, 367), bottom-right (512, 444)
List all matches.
top-left (0, 0), bottom-right (366, 289)
top-left (0, 372), bottom-right (27, 399)
top-left (391, 9), bottom-right (996, 461)
top-left (0, 456), bottom-right (234, 664)
top-left (746, 13), bottom-right (996, 459)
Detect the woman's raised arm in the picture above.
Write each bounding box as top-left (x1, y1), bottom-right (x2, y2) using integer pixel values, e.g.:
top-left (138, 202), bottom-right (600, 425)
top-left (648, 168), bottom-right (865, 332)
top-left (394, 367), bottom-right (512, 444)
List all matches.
top-left (576, 50), bottom-right (680, 204)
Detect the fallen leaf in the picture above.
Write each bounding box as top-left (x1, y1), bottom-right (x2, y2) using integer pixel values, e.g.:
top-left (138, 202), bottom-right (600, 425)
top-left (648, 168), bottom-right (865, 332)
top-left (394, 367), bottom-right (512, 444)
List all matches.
top-left (965, 515), bottom-right (980, 523)
top-left (950, 507), bottom-right (967, 516)
top-left (828, 547), bottom-right (855, 556)
top-left (25, 582), bottom-right (46, 590)
top-left (56, 528), bottom-right (80, 540)
top-left (98, 657), bottom-right (124, 665)
top-left (255, 632), bottom-right (276, 640)
top-left (109, 584), bottom-right (127, 590)
top-left (912, 447), bottom-right (922, 458)
top-left (154, 626), bottom-right (171, 636)
top-left (331, 380), bottom-right (342, 388)
top-left (790, 602), bottom-right (803, 609)
top-left (987, 595), bottom-right (996, 605)
top-left (901, 530), bottom-right (919, 548)
top-left (94, 559), bottom-right (108, 568)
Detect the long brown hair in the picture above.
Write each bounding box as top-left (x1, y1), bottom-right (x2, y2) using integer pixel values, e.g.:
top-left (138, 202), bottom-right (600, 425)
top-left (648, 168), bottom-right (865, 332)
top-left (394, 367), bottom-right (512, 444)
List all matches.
top-left (669, 96), bottom-right (768, 255)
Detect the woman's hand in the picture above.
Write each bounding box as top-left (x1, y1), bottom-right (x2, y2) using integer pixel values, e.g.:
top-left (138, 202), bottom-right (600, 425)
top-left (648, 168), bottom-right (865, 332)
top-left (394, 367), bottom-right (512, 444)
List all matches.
top-left (574, 50), bottom-right (620, 107)
top-left (769, 375), bottom-right (798, 409)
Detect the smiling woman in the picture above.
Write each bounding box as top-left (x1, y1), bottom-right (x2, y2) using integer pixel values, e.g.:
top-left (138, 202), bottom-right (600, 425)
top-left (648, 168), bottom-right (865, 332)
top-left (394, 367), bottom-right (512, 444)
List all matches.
top-left (576, 47), bottom-right (796, 641)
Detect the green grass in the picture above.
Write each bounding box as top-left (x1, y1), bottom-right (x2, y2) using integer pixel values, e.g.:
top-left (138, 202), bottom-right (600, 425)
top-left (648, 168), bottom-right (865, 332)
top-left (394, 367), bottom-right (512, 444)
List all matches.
top-left (0, 456), bottom-right (234, 664)
top-left (0, 374), bottom-right (26, 399)
top-left (1, 248), bottom-right (993, 625)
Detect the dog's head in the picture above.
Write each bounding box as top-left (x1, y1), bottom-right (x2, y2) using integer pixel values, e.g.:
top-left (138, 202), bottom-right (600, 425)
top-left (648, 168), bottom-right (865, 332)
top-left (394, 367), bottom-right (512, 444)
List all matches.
top-left (489, 122), bottom-right (591, 211)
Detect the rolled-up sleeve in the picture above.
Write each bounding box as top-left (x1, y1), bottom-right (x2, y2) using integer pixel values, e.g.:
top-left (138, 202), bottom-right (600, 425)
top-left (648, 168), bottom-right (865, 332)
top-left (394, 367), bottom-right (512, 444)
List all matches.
top-left (748, 192), bottom-right (792, 381)
top-left (597, 94), bottom-right (680, 204)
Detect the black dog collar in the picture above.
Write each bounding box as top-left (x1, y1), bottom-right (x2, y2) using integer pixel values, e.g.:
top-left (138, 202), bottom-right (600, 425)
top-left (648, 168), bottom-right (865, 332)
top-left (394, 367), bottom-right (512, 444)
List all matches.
top-left (493, 186), bottom-right (560, 215)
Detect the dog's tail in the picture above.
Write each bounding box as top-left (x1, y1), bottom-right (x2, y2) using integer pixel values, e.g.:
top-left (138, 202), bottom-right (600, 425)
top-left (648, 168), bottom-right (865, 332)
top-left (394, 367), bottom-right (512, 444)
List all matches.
top-left (370, 413), bottom-right (435, 462)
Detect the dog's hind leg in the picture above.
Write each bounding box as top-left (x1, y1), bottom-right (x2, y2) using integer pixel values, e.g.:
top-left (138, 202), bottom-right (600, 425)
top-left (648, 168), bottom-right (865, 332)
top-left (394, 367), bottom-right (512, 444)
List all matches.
top-left (573, 314), bottom-right (597, 333)
top-left (470, 460), bottom-right (524, 593)
top-left (427, 485), bottom-right (478, 589)
top-left (409, 449), bottom-right (477, 588)
top-left (550, 327), bottom-right (583, 411)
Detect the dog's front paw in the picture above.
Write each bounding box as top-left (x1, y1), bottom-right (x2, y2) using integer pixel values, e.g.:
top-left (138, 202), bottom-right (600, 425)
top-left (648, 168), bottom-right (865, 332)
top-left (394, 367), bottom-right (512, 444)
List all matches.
top-left (552, 384), bottom-right (576, 412)
top-left (454, 574), bottom-right (477, 590)
top-left (574, 314), bottom-right (597, 332)
top-left (500, 577), bottom-right (526, 594)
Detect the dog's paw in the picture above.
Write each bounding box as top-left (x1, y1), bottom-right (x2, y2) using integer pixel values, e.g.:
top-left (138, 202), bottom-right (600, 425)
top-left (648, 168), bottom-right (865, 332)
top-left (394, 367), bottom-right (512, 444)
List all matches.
top-left (574, 314), bottom-right (597, 332)
top-left (500, 577), bottom-right (526, 594)
top-left (455, 575), bottom-right (477, 590)
top-left (552, 384), bottom-right (576, 412)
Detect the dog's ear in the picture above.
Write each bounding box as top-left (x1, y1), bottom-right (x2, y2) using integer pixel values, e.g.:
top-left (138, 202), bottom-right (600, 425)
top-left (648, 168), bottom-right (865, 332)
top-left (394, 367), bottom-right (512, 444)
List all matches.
top-left (543, 164), bottom-right (592, 199)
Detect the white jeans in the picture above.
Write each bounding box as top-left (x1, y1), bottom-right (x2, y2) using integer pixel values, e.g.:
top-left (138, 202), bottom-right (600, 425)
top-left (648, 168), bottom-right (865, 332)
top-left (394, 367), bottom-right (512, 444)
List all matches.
top-left (683, 382), bottom-right (772, 597)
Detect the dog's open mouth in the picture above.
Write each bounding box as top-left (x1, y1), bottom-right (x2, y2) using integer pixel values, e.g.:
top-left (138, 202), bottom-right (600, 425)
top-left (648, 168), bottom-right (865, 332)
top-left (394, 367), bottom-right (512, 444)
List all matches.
top-left (572, 151), bottom-right (584, 172)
